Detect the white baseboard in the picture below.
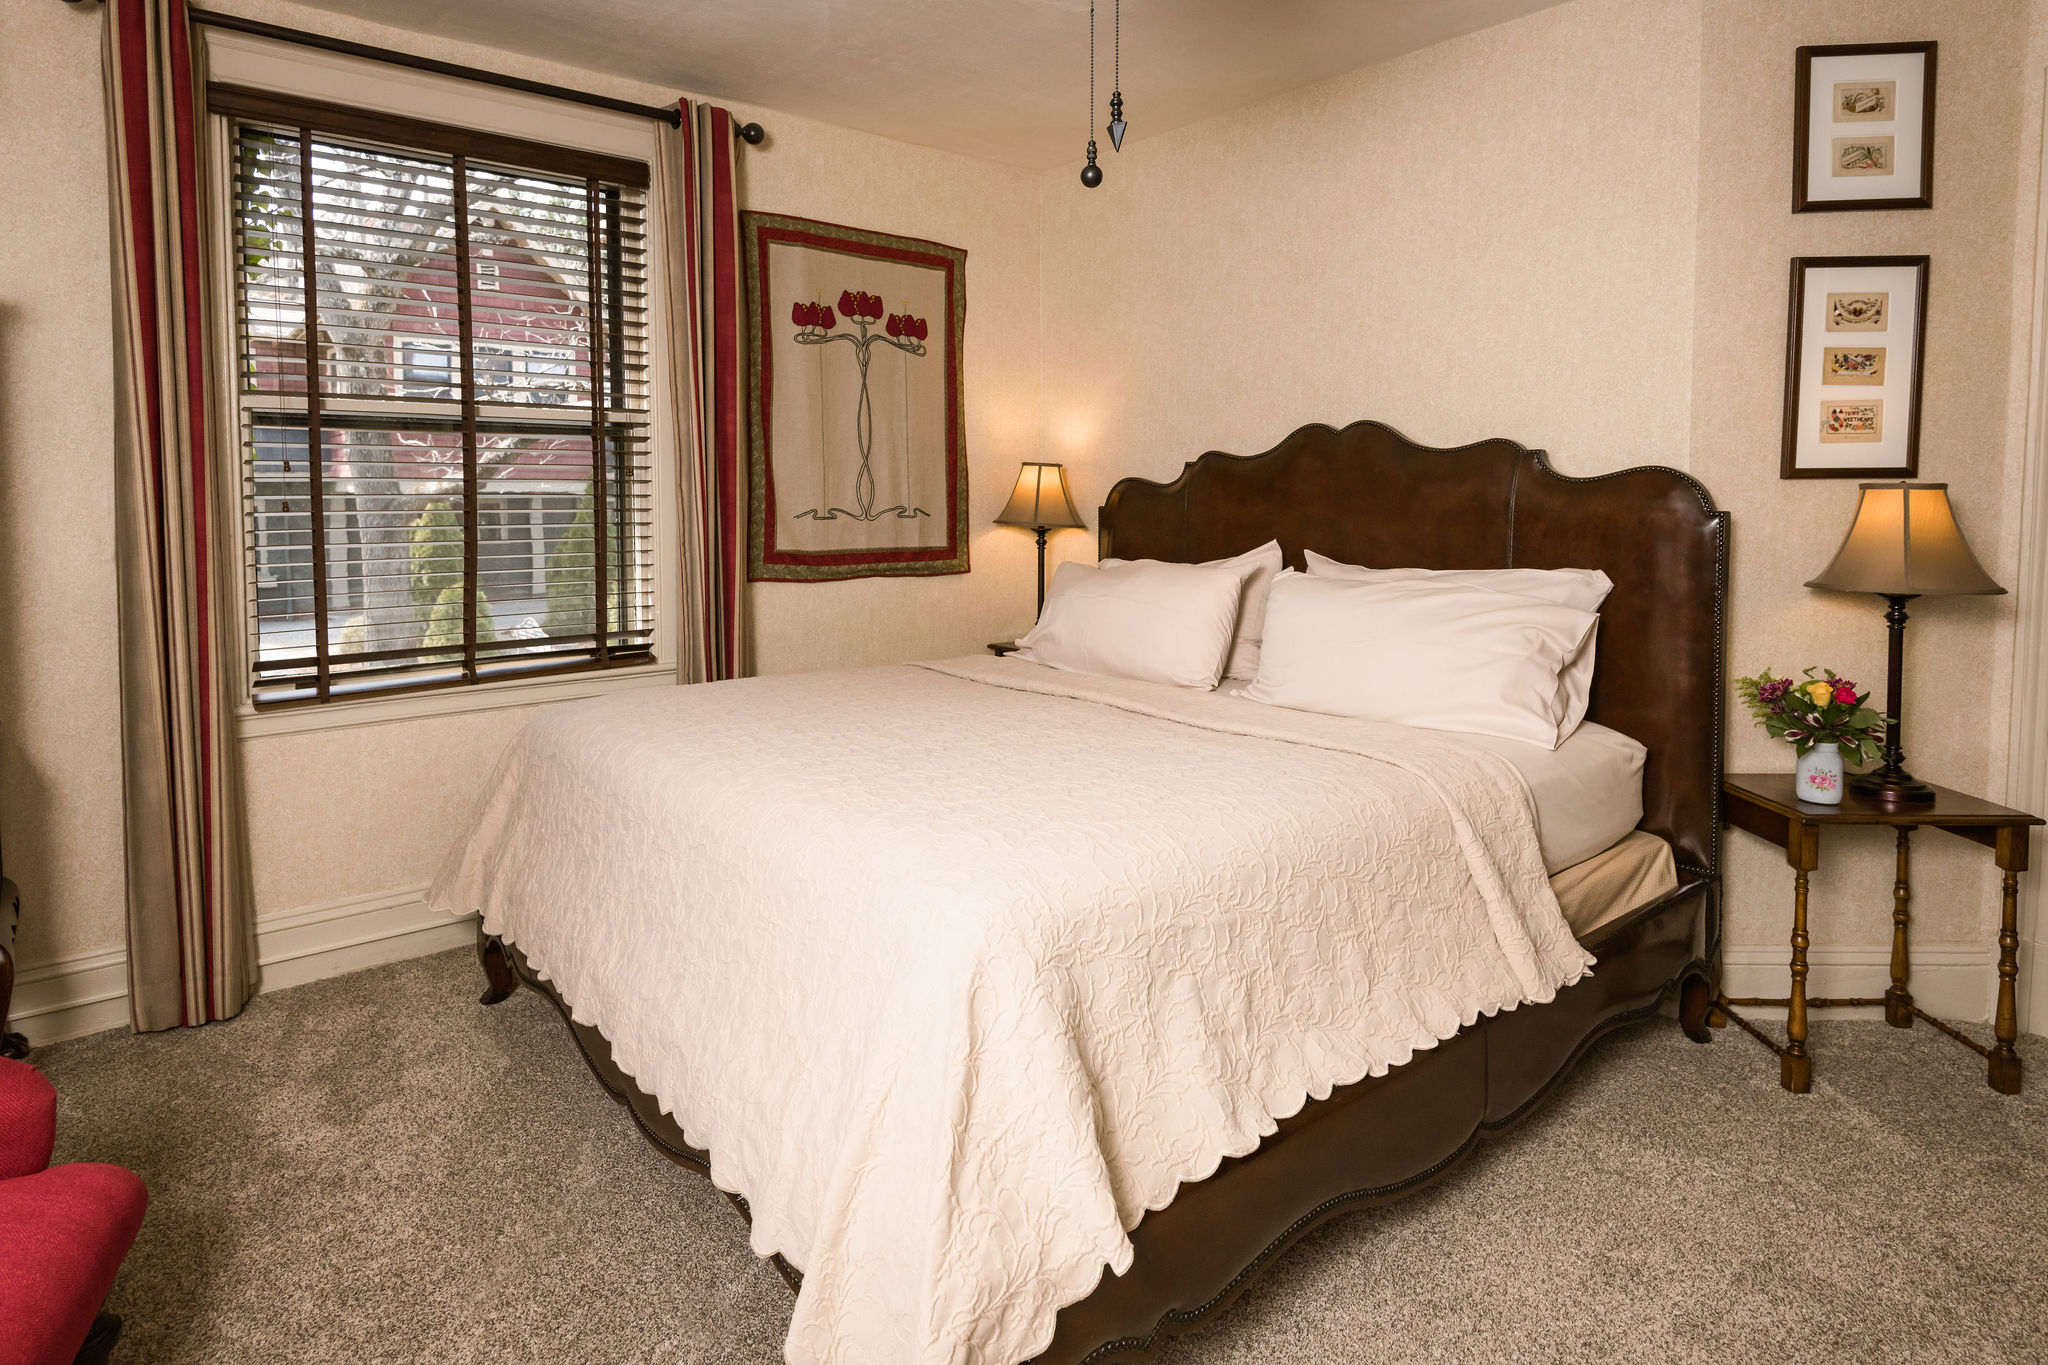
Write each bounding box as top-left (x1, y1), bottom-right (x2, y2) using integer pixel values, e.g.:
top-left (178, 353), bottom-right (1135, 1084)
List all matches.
top-left (1718, 942), bottom-right (1995, 1023)
top-left (9, 887), bottom-right (475, 1047)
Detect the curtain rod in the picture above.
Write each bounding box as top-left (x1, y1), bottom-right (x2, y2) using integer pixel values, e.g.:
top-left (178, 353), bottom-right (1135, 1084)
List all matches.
top-left (187, 7), bottom-right (690, 129)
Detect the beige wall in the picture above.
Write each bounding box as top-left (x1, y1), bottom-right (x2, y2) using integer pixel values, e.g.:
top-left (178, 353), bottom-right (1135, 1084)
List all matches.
top-left (1034, 0), bottom-right (2044, 958)
top-left (1032, 0), bottom-right (1702, 590)
top-left (0, 1), bottom-right (129, 969)
top-left (2, 0), bottom-right (1041, 967)
top-left (1691, 0), bottom-right (2038, 957)
top-left (7, 0), bottom-right (2044, 995)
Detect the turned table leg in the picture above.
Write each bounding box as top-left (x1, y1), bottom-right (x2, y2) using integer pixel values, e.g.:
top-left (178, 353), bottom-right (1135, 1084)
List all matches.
top-left (1784, 868), bottom-right (1813, 1093)
top-left (1989, 868), bottom-right (2024, 1094)
top-left (1885, 828), bottom-right (1915, 1028)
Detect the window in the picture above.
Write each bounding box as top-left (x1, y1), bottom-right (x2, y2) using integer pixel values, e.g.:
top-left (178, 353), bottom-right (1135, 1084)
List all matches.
top-left (221, 87), bottom-right (655, 705)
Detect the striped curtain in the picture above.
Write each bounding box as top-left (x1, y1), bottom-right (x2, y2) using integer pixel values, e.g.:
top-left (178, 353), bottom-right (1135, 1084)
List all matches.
top-left (656, 101), bottom-right (748, 682)
top-left (104, 0), bottom-right (257, 1030)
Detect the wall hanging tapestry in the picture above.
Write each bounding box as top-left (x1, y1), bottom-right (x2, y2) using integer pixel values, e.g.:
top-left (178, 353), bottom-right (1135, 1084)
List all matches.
top-left (743, 212), bottom-right (969, 580)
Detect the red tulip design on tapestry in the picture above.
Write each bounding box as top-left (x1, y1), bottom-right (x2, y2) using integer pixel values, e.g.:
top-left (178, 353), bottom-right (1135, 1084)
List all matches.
top-left (789, 287), bottom-right (932, 523)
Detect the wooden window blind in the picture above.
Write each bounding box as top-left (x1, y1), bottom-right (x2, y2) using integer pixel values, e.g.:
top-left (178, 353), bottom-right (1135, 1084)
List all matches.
top-left (220, 87), bottom-right (655, 706)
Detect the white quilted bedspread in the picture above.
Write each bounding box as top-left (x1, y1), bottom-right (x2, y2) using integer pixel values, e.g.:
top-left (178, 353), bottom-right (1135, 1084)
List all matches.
top-left (429, 656), bottom-right (1593, 1365)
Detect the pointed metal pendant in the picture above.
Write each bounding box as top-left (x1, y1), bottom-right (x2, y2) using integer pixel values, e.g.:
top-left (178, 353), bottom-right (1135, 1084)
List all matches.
top-left (1107, 90), bottom-right (1126, 151)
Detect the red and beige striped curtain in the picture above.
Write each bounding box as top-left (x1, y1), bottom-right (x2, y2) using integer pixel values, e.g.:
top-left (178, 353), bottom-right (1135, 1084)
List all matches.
top-left (103, 0), bottom-right (257, 1030)
top-left (656, 101), bottom-right (749, 682)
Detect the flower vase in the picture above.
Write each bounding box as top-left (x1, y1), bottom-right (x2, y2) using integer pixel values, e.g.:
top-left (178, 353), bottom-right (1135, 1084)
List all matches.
top-left (1795, 742), bottom-right (1845, 805)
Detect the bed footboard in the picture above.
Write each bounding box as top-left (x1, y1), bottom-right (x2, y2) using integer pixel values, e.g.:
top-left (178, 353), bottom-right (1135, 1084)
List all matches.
top-left (475, 875), bottom-right (1711, 1364)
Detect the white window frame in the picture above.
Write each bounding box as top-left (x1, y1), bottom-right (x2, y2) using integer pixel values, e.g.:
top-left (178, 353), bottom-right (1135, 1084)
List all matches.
top-left (206, 29), bottom-right (680, 738)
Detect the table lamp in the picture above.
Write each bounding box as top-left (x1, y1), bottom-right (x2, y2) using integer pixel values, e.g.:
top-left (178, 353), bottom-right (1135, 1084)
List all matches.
top-left (996, 462), bottom-right (1085, 618)
top-left (1805, 482), bottom-right (2004, 803)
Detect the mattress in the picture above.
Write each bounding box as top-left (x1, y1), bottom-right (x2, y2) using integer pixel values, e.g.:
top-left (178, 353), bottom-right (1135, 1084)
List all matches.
top-left (1218, 680), bottom-right (1645, 874)
top-left (1457, 723), bottom-right (1647, 873)
top-left (1549, 829), bottom-right (1676, 938)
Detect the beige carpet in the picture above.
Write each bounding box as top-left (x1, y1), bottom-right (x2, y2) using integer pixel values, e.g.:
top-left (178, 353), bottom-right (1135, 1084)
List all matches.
top-left (33, 947), bottom-right (2048, 1364)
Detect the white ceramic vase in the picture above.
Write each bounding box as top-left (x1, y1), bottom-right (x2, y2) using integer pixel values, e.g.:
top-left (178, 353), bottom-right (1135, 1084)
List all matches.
top-left (1795, 742), bottom-right (1845, 805)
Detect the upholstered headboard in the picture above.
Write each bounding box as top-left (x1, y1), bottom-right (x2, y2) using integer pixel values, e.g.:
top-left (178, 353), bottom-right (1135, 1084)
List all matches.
top-left (1098, 420), bottom-right (1728, 881)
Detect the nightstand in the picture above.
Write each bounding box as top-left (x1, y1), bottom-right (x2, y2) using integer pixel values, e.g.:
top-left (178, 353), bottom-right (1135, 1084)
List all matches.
top-left (1719, 773), bottom-right (2041, 1094)
top-left (987, 641), bottom-right (1019, 656)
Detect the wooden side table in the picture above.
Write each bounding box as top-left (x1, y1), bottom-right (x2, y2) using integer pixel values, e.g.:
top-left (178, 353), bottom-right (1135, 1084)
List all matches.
top-left (1719, 773), bottom-right (2041, 1094)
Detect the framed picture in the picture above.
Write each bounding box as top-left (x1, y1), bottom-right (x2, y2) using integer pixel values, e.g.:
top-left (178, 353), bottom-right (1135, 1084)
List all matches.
top-left (742, 212), bottom-right (969, 581)
top-left (1781, 255), bottom-right (1928, 479)
top-left (1793, 41), bottom-right (1936, 212)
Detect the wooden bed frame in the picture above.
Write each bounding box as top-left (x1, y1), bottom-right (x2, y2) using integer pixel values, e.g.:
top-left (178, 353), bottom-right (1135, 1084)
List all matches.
top-left (475, 419), bottom-right (1730, 1363)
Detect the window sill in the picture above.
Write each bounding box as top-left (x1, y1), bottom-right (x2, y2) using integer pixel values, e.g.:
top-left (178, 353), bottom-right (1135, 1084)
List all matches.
top-left (236, 659), bottom-right (678, 739)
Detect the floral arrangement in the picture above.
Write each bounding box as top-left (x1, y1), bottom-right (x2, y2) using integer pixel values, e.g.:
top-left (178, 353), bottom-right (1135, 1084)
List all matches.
top-left (1735, 666), bottom-right (1885, 763)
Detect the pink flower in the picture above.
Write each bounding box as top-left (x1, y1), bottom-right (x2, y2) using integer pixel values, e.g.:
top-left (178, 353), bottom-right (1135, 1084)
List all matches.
top-left (1833, 683), bottom-right (1858, 705)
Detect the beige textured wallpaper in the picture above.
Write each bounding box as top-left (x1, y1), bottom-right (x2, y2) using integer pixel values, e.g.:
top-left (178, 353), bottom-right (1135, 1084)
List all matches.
top-left (1691, 0), bottom-right (2038, 957)
top-left (6, 0), bottom-right (2044, 1005)
top-left (2, 0), bottom-right (1041, 964)
top-left (0, 1), bottom-right (130, 968)
top-left (1033, 0), bottom-right (2046, 963)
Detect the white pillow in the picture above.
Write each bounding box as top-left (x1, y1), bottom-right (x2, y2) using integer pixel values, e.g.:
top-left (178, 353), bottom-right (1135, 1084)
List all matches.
top-left (1243, 572), bottom-right (1599, 748)
top-left (1302, 550), bottom-right (1613, 611)
top-left (1303, 552), bottom-right (1610, 740)
top-left (1101, 540), bottom-right (1283, 680)
top-left (1014, 558), bottom-right (1255, 689)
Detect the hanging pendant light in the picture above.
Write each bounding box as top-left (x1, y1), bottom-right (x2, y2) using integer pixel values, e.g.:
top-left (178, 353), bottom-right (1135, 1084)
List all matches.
top-left (1106, 0), bottom-right (1127, 151)
top-left (1080, 1), bottom-right (1103, 187)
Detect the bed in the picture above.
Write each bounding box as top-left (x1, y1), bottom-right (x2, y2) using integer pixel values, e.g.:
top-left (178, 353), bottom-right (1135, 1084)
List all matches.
top-left (440, 419), bottom-right (1728, 1364)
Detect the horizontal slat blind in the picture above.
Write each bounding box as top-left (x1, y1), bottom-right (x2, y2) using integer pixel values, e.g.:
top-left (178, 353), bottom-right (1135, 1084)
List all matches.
top-left (231, 117), bottom-right (653, 705)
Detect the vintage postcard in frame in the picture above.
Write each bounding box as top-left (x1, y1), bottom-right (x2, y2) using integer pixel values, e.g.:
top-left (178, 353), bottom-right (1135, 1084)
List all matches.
top-left (1833, 80), bottom-right (1895, 120)
top-left (1832, 137), bottom-right (1894, 176)
top-left (1783, 256), bottom-right (1926, 478)
top-left (1820, 399), bottom-right (1883, 443)
top-left (1823, 346), bottom-right (1886, 385)
top-left (742, 212), bottom-right (969, 582)
top-left (1826, 292), bottom-right (1887, 330)
top-left (1795, 42), bottom-right (1935, 211)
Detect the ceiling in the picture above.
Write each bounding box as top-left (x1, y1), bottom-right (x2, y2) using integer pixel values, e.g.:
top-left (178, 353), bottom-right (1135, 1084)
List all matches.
top-left (277, 0), bottom-right (1569, 169)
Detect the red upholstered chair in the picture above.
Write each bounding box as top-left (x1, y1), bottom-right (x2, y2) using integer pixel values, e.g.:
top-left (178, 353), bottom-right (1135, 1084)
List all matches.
top-left (0, 1058), bottom-right (146, 1365)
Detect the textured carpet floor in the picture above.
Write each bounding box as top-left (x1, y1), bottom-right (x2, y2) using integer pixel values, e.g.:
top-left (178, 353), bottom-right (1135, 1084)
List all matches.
top-left (33, 947), bottom-right (2048, 1364)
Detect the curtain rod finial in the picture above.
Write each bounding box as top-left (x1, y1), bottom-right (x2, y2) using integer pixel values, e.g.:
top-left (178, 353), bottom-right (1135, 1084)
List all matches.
top-left (735, 122), bottom-right (765, 146)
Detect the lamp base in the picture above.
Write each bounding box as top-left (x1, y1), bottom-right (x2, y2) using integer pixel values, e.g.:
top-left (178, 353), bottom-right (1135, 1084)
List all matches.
top-left (1850, 770), bottom-right (1936, 804)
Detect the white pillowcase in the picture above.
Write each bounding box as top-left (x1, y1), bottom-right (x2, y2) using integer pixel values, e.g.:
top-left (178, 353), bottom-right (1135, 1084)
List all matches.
top-left (1302, 552), bottom-right (1610, 741)
top-left (1101, 540), bottom-right (1284, 680)
top-left (1302, 550), bottom-right (1613, 611)
top-left (1243, 572), bottom-right (1599, 748)
top-left (1014, 558), bottom-right (1255, 689)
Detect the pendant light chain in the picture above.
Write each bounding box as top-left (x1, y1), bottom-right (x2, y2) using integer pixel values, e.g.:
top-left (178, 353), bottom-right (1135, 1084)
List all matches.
top-left (1081, 0), bottom-right (1102, 186)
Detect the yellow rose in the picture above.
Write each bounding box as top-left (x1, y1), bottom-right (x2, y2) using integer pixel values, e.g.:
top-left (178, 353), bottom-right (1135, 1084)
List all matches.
top-left (1805, 681), bottom-right (1834, 706)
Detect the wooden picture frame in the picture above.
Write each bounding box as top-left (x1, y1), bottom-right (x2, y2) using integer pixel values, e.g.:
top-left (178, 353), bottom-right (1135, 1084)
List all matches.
top-left (1794, 41), bottom-right (1936, 212)
top-left (1781, 255), bottom-right (1929, 479)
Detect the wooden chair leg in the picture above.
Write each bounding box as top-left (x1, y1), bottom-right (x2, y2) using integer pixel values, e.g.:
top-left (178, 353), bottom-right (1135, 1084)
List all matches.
top-left (72, 1311), bottom-right (122, 1365)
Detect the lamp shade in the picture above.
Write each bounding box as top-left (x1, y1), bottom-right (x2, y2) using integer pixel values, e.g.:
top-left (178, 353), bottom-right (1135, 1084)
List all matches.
top-left (995, 462), bottom-right (1085, 530)
top-left (1805, 482), bottom-right (2004, 597)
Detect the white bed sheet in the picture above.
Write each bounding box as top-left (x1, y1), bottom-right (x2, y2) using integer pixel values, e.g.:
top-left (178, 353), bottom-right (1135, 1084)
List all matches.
top-left (1218, 680), bottom-right (1645, 873)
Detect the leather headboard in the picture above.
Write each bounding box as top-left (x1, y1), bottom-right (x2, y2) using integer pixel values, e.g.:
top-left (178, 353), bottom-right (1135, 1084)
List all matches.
top-left (1098, 420), bottom-right (1728, 879)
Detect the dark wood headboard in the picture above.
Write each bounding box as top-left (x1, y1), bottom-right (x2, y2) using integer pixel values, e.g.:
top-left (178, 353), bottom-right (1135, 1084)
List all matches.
top-left (1098, 420), bottom-right (1728, 881)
